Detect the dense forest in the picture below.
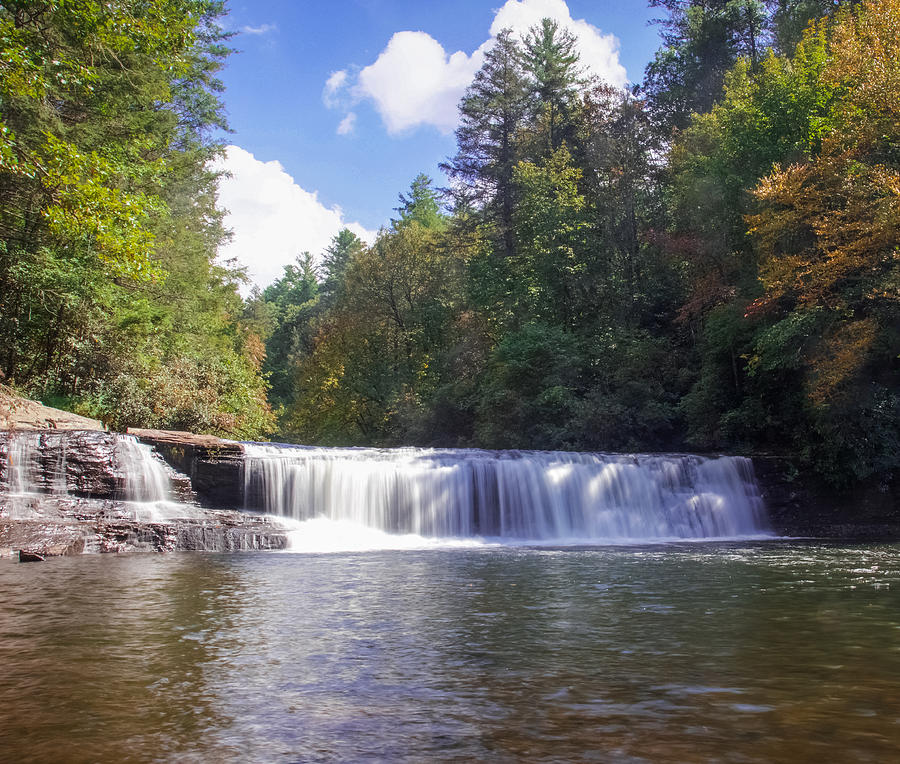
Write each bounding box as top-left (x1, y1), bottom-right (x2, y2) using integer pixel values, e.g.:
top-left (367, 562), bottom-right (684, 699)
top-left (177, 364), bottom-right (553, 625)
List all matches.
top-left (1, 0), bottom-right (897, 487)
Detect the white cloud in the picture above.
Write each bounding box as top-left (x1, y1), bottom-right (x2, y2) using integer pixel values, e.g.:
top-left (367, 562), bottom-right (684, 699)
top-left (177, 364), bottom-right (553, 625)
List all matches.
top-left (241, 23), bottom-right (276, 36)
top-left (323, 69), bottom-right (349, 108)
top-left (327, 0), bottom-right (627, 135)
top-left (337, 112), bottom-right (357, 135)
top-left (356, 32), bottom-right (488, 134)
top-left (214, 146), bottom-right (376, 292)
top-left (491, 0), bottom-right (626, 87)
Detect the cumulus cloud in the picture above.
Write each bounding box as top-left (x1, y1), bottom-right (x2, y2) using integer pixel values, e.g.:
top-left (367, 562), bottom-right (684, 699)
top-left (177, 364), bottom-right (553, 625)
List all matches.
top-left (336, 112), bottom-right (357, 135)
top-left (323, 69), bottom-right (349, 108)
top-left (327, 0), bottom-right (627, 135)
top-left (214, 146), bottom-right (376, 292)
top-left (356, 32), bottom-right (488, 134)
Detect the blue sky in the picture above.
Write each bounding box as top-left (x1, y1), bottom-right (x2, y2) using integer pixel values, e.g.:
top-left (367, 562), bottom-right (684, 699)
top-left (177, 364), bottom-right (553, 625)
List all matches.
top-left (214, 0), bottom-right (662, 289)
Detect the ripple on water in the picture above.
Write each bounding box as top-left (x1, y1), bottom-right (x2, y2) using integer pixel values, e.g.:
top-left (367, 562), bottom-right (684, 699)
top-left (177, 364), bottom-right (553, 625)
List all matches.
top-left (0, 541), bottom-right (899, 762)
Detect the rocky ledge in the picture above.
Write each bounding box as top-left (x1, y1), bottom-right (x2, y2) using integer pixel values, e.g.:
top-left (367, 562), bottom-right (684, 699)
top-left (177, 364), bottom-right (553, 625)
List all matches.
top-left (754, 456), bottom-right (900, 540)
top-left (0, 419), bottom-right (289, 561)
top-left (0, 385), bottom-right (104, 431)
top-left (128, 428), bottom-right (246, 508)
top-left (0, 496), bottom-right (288, 560)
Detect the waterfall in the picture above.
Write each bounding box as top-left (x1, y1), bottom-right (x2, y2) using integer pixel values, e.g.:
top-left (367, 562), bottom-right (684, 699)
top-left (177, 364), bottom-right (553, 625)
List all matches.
top-left (243, 444), bottom-right (769, 542)
top-left (113, 435), bottom-right (171, 503)
top-left (1, 431), bottom-right (171, 504)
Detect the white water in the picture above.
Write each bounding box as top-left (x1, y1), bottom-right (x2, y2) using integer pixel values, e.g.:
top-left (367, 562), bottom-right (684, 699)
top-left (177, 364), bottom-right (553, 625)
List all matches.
top-left (244, 444), bottom-right (770, 544)
top-left (114, 436), bottom-right (171, 503)
top-left (1, 432), bottom-right (175, 519)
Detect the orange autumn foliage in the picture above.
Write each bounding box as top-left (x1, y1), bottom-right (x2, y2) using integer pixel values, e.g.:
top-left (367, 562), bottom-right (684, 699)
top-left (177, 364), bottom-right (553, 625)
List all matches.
top-left (747, 0), bottom-right (900, 402)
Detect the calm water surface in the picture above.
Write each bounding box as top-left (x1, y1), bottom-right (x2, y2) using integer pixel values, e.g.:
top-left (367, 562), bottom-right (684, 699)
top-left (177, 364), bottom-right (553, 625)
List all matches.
top-left (2, 542), bottom-right (899, 762)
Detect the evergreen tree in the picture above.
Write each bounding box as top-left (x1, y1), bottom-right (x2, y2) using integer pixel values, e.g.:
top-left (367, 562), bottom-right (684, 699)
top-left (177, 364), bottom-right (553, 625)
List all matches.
top-left (765, 0), bottom-right (858, 53)
top-left (320, 228), bottom-right (365, 306)
top-left (392, 174), bottom-right (445, 230)
top-left (260, 253), bottom-right (319, 408)
top-left (522, 18), bottom-right (584, 153)
top-left (643, 0), bottom-right (768, 133)
top-left (442, 28), bottom-right (530, 259)
top-left (0, 0), bottom-right (274, 437)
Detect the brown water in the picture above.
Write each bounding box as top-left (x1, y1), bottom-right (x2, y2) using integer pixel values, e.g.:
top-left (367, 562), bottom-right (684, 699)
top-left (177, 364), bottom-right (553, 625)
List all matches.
top-left (2, 542), bottom-right (899, 762)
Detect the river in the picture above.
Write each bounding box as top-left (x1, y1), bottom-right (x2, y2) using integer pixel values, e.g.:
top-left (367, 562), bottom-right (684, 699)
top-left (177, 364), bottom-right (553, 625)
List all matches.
top-left (2, 540), bottom-right (899, 762)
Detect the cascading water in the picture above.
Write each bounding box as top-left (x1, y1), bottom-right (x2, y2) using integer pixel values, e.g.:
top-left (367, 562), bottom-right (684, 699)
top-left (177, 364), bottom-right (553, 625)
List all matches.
top-left (1, 431), bottom-right (171, 507)
top-left (113, 435), bottom-right (171, 503)
top-left (243, 444), bottom-right (769, 543)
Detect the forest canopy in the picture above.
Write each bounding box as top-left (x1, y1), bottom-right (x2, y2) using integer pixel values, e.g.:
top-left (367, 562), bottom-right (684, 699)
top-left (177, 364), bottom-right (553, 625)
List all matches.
top-left (0, 0), bottom-right (273, 437)
top-left (2, 0), bottom-right (897, 486)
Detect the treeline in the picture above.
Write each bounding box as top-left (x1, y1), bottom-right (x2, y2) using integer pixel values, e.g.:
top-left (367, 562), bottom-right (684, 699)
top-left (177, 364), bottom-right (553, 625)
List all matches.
top-left (256, 0), bottom-right (898, 486)
top-left (0, 0), bottom-right (273, 437)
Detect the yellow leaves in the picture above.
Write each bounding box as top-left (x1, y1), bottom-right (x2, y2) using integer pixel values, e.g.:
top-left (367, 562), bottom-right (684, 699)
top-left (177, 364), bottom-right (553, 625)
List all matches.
top-left (826, 0), bottom-right (900, 136)
top-left (37, 133), bottom-right (166, 280)
top-left (748, 154), bottom-right (900, 308)
top-left (808, 318), bottom-right (878, 404)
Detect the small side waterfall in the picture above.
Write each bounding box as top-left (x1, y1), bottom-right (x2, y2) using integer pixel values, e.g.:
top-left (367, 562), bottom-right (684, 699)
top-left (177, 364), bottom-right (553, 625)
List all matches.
top-left (243, 444), bottom-right (769, 542)
top-left (0, 431), bottom-right (171, 504)
top-left (114, 436), bottom-right (171, 503)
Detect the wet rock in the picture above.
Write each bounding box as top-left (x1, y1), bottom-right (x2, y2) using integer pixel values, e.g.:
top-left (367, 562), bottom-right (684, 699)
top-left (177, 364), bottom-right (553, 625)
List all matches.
top-left (0, 430), bottom-right (193, 503)
top-left (0, 518), bottom-right (88, 558)
top-left (17, 550), bottom-right (44, 562)
top-left (128, 428), bottom-right (245, 508)
top-left (1, 509), bottom-right (287, 557)
top-left (753, 456), bottom-right (900, 539)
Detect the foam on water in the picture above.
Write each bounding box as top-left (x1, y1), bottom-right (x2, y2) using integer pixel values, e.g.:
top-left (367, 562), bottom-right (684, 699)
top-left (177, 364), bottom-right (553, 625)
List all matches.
top-left (280, 517), bottom-right (497, 554)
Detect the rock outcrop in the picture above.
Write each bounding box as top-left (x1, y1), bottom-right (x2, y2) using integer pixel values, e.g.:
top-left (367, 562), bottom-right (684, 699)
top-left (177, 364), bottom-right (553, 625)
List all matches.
top-left (0, 429), bottom-right (193, 500)
top-left (0, 497), bottom-right (288, 559)
top-left (0, 386), bottom-right (104, 431)
top-left (1, 426), bottom-right (289, 559)
top-left (754, 456), bottom-right (900, 539)
top-left (128, 428), bottom-right (245, 508)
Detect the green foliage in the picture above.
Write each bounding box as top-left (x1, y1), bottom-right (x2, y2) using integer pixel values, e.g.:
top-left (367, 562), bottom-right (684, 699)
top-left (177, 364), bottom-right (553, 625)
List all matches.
top-left (259, 253), bottom-right (319, 408)
top-left (393, 174), bottom-right (446, 231)
top-left (10, 1), bottom-right (881, 493)
top-left (643, 0), bottom-right (768, 132)
top-left (0, 0), bottom-right (273, 439)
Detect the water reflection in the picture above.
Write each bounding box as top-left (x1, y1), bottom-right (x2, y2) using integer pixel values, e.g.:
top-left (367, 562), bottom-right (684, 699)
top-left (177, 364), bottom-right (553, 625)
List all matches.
top-left (1, 543), bottom-right (899, 762)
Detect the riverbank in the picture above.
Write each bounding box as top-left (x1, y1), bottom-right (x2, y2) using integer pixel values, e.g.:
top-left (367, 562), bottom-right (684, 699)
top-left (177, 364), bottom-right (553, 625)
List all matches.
top-left (2, 393), bottom-right (898, 558)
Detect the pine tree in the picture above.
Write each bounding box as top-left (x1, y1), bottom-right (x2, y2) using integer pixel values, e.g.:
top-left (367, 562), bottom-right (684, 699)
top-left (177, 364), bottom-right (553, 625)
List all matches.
top-left (522, 18), bottom-right (583, 154)
top-left (320, 228), bottom-right (366, 306)
top-left (442, 29), bottom-right (529, 258)
top-left (643, 0), bottom-right (768, 133)
top-left (393, 174), bottom-right (445, 230)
